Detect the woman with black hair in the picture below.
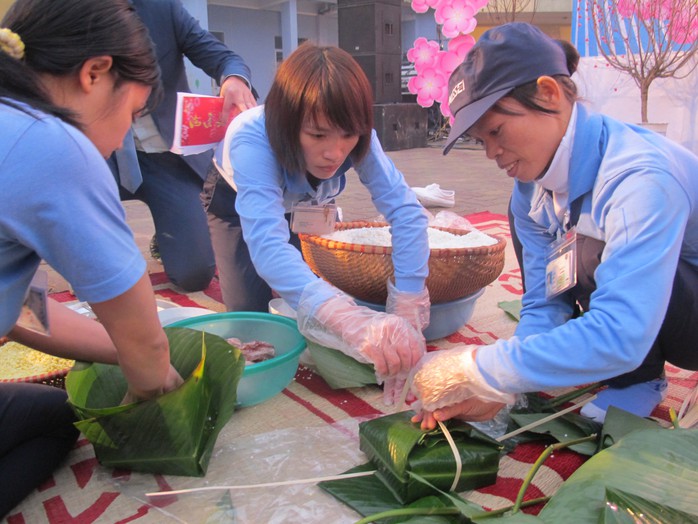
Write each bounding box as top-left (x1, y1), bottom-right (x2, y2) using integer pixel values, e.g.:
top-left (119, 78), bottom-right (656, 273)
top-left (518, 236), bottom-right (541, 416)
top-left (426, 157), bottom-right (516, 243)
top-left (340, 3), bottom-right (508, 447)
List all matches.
top-left (0, 0), bottom-right (182, 514)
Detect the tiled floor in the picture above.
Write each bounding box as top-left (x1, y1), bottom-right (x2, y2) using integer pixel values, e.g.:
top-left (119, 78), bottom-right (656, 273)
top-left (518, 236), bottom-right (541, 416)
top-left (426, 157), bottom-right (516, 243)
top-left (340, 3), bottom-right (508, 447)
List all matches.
top-left (43, 139), bottom-right (514, 293)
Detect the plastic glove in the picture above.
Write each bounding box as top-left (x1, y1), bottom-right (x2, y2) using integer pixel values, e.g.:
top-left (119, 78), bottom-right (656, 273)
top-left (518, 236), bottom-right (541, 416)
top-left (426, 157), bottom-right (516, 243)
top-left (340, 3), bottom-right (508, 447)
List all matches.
top-left (297, 286), bottom-right (426, 379)
top-left (381, 373), bottom-right (410, 406)
top-left (410, 345), bottom-right (515, 413)
top-left (385, 279), bottom-right (430, 333)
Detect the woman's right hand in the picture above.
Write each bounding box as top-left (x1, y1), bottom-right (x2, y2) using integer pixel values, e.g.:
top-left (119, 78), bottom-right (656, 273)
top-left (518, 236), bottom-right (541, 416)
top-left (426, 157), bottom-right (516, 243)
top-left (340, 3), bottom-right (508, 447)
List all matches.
top-left (408, 345), bottom-right (515, 427)
top-left (90, 272), bottom-right (174, 402)
top-left (121, 364), bottom-right (183, 405)
top-left (163, 363), bottom-right (185, 393)
top-left (299, 293), bottom-right (426, 376)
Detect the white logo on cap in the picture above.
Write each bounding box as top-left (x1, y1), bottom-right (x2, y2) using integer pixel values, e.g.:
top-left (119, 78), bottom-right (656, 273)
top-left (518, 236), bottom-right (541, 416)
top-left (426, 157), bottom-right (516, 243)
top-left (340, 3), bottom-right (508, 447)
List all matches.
top-left (449, 80), bottom-right (465, 105)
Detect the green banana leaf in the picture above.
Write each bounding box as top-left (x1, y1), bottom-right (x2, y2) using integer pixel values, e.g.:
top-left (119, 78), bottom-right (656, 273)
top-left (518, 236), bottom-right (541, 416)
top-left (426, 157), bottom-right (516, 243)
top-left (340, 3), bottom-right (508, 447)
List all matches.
top-left (320, 463), bottom-right (409, 518)
top-left (319, 464), bottom-right (487, 523)
top-left (359, 411), bottom-right (502, 504)
top-left (65, 327), bottom-right (245, 476)
top-left (508, 411), bottom-right (601, 455)
top-left (537, 427), bottom-right (698, 522)
top-left (498, 300), bottom-right (522, 322)
top-left (305, 339), bottom-right (377, 389)
top-left (597, 406), bottom-right (663, 451)
top-left (600, 487), bottom-right (698, 523)
top-left (323, 407), bottom-right (698, 523)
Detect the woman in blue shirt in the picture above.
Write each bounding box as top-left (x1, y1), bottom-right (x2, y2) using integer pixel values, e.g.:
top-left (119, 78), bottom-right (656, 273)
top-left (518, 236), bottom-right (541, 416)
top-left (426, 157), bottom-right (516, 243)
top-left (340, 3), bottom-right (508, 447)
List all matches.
top-left (0, 0), bottom-right (182, 515)
top-left (411, 22), bottom-right (698, 428)
top-left (205, 43), bottom-right (431, 404)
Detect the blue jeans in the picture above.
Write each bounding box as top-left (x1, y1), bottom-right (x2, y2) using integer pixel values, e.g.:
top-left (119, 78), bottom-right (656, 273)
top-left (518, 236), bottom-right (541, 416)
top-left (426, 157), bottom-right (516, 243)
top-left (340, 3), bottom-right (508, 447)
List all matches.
top-left (117, 151), bottom-right (216, 292)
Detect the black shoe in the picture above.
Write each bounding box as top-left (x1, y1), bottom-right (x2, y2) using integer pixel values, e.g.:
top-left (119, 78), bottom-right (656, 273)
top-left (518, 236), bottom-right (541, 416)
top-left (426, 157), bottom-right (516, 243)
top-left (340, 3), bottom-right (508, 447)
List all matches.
top-left (149, 235), bottom-right (162, 262)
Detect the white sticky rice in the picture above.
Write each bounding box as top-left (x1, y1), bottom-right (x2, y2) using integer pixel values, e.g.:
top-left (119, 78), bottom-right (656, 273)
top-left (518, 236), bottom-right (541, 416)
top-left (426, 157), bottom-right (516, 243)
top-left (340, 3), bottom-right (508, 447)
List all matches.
top-left (323, 226), bottom-right (497, 248)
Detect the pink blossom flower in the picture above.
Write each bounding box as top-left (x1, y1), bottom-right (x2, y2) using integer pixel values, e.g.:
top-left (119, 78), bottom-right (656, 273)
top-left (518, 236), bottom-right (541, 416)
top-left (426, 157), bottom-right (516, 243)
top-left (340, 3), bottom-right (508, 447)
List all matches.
top-left (407, 0), bottom-right (486, 110)
top-left (410, 0), bottom-right (446, 14)
top-left (440, 96), bottom-right (454, 119)
top-left (438, 49), bottom-right (463, 77)
top-left (409, 67), bottom-right (448, 107)
top-left (407, 37), bottom-right (440, 72)
top-left (667, 16), bottom-right (698, 45)
top-left (615, 0), bottom-right (637, 18)
top-left (435, 0), bottom-right (478, 39)
top-left (447, 33), bottom-right (476, 59)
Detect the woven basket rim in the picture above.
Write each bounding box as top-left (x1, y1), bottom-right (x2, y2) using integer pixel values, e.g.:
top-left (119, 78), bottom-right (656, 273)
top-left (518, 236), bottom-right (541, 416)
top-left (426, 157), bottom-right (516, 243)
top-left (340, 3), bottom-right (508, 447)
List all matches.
top-left (0, 367), bottom-right (71, 384)
top-left (0, 338), bottom-right (73, 384)
top-left (298, 220), bottom-right (506, 256)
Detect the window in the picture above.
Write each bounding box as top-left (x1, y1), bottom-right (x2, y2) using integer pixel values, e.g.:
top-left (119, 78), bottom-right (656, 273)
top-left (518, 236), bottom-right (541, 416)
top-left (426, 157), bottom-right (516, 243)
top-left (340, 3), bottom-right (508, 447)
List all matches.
top-left (275, 36), bottom-right (309, 67)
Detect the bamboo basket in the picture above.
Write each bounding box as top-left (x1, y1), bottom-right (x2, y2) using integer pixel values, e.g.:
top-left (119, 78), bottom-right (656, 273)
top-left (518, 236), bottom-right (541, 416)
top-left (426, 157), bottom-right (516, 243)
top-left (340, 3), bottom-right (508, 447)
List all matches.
top-left (0, 338), bottom-right (72, 389)
top-left (299, 221), bottom-right (506, 304)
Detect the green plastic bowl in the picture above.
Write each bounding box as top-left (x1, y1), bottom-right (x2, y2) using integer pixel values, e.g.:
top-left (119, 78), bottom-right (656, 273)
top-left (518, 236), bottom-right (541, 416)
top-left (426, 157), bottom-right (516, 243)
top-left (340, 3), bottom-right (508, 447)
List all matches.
top-left (169, 312), bottom-right (306, 407)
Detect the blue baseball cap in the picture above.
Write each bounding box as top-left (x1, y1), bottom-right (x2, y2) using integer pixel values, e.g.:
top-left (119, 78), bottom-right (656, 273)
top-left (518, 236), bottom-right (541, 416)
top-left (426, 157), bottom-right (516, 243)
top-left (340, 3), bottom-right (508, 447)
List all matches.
top-left (443, 22), bottom-right (571, 155)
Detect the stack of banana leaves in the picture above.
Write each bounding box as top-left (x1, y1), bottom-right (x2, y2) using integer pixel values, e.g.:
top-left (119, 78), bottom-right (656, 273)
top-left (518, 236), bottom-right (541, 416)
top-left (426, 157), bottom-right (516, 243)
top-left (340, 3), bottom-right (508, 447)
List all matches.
top-left (65, 327), bottom-right (245, 477)
top-left (321, 397), bottom-right (698, 523)
top-left (305, 340), bottom-right (377, 388)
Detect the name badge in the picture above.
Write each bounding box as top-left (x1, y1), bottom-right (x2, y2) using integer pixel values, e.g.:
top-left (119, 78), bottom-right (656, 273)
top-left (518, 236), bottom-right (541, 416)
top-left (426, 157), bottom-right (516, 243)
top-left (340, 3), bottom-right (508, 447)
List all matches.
top-left (18, 270), bottom-right (51, 335)
top-left (545, 227), bottom-right (578, 300)
top-left (290, 202), bottom-right (337, 235)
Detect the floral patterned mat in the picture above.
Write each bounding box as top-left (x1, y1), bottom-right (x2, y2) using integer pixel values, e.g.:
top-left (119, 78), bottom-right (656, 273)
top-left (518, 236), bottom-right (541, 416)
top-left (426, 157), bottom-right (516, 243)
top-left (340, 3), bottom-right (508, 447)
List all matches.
top-left (5, 212), bottom-right (696, 524)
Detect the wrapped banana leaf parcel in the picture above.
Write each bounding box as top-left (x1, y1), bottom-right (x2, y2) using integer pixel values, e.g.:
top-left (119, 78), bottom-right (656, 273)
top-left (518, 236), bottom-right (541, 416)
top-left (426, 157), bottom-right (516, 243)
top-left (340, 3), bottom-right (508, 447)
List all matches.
top-left (322, 411), bottom-right (503, 508)
top-left (65, 327), bottom-right (245, 477)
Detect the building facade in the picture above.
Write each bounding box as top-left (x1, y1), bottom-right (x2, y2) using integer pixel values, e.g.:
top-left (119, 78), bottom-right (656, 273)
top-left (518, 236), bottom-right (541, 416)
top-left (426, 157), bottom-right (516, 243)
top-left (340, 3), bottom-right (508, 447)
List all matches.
top-left (189, 0), bottom-right (572, 100)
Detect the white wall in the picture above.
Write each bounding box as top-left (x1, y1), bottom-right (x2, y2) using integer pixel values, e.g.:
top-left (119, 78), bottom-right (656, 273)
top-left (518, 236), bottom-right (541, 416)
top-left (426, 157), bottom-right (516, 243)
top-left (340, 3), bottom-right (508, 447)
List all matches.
top-left (182, 0), bottom-right (216, 94)
top-left (207, 5), bottom-right (338, 101)
top-left (575, 56), bottom-right (698, 154)
top-left (402, 13), bottom-right (440, 57)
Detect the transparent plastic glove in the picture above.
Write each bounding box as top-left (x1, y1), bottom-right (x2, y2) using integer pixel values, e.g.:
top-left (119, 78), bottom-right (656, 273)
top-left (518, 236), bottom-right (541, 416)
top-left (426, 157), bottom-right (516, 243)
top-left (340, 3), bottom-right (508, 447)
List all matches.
top-left (381, 373), bottom-right (408, 406)
top-left (410, 345), bottom-right (515, 413)
top-left (296, 285), bottom-right (426, 378)
top-left (385, 279), bottom-right (430, 333)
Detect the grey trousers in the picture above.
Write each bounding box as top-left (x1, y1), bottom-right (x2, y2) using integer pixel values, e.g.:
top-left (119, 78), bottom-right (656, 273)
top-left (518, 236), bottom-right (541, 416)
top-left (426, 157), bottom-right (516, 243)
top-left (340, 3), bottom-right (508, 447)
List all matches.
top-left (201, 168), bottom-right (301, 312)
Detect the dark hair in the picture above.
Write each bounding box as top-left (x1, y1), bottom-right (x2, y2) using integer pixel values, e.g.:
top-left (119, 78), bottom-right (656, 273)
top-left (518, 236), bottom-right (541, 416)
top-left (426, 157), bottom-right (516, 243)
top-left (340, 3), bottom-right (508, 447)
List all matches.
top-left (556, 38), bottom-right (580, 76)
top-left (0, 0), bottom-right (161, 128)
top-left (492, 39), bottom-right (579, 118)
top-left (265, 43), bottom-right (374, 174)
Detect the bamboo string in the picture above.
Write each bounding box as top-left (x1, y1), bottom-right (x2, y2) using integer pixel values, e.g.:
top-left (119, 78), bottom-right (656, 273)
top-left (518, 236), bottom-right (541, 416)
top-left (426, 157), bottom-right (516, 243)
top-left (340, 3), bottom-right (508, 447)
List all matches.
top-left (496, 394), bottom-right (597, 442)
top-left (396, 373), bottom-right (413, 412)
top-left (437, 420), bottom-right (462, 492)
top-left (145, 469), bottom-right (377, 498)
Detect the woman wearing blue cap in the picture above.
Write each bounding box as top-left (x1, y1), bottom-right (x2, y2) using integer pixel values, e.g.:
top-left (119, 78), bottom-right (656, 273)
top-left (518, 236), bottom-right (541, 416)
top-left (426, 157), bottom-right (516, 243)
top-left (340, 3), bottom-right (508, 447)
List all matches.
top-left (410, 22), bottom-right (698, 427)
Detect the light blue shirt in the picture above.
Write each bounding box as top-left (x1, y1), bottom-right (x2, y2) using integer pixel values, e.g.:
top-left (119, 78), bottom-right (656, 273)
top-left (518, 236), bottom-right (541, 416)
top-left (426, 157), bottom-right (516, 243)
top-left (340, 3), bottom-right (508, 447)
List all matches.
top-left (478, 103), bottom-right (698, 393)
top-left (0, 102), bottom-right (146, 336)
top-left (214, 105), bottom-right (429, 311)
